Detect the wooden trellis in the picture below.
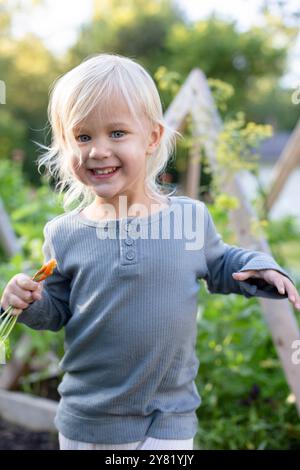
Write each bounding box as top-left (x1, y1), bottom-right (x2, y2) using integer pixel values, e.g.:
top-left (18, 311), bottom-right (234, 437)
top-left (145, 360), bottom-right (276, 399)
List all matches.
top-left (265, 119), bottom-right (300, 211)
top-left (164, 68), bottom-right (300, 415)
top-left (0, 198), bottom-right (20, 257)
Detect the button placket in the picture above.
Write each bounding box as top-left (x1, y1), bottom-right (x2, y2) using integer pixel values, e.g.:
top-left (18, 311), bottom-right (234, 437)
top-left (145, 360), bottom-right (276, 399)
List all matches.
top-left (119, 219), bottom-right (138, 265)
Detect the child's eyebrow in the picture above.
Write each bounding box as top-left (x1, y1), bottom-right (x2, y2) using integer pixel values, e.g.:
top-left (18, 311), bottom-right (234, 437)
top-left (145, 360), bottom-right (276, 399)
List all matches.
top-left (73, 126), bottom-right (86, 133)
top-left (105, 121), bottom-right (131, 127)
top-left (73, 122), bottom-right (132, 135)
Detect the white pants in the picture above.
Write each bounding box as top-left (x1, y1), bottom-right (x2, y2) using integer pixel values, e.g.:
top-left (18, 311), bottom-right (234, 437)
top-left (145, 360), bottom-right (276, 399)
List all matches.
top-left (59, 432), bottom-right (194, 450)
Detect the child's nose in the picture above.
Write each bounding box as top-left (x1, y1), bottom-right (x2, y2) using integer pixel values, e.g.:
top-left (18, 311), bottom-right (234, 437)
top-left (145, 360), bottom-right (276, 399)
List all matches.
top-left (89, 141), bottom-right (112, 158)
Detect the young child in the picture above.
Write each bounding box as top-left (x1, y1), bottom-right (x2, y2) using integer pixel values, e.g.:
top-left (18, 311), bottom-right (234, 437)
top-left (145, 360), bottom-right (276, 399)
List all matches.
top-left (1, 53), bottom-right (299, 451)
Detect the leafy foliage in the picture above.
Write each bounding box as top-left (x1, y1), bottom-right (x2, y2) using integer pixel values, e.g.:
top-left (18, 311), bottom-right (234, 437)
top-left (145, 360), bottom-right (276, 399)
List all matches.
top-left (195, 215), bottom-right (300, 449)
top-left (0, 158), bottom-right (64, 370)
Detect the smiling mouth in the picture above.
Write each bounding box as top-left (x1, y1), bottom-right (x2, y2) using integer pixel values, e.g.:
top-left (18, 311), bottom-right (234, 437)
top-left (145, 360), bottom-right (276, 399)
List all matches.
top-left (88, 167), bottom-right (120, 179)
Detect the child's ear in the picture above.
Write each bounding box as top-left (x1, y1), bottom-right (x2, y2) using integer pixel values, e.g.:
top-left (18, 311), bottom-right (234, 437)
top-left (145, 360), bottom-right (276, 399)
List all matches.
top-left (146, 123), bottom-right (164, 155)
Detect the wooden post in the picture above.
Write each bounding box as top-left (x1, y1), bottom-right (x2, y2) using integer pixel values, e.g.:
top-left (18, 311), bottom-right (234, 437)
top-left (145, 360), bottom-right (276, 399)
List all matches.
top-left (266, 119), bottom-right (300, 211)
top-left (185, 129), bottom-right (202, 199)
top-left (164, 68), bottom-right (300, 415)
top-left (0, 198), bottom-right (21, 257)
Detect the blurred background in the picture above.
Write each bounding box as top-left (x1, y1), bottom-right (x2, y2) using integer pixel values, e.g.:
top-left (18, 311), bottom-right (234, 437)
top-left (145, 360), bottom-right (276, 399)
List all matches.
top-left (0, 0), bottom-right (300, 450)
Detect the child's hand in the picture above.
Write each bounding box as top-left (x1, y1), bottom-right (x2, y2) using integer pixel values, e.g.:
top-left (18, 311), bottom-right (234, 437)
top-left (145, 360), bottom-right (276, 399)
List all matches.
top-left (0, 274), bottom-right (43, 316)
top-left (232, 269), bottom-right (300, 310)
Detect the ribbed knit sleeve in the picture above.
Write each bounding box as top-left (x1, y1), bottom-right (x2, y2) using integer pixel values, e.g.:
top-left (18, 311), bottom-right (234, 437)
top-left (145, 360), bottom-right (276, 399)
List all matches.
top-left (203, 205), bottom-right (295, 298)
top-left (17, 223), bottom-right (72, 331)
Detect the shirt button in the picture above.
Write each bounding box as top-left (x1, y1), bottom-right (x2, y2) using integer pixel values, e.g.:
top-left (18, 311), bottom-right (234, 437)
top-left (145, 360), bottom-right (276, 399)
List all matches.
top-left (125, 238), bottom-right (134, 246)
top-left (126, 249), bottom-right (135, 260)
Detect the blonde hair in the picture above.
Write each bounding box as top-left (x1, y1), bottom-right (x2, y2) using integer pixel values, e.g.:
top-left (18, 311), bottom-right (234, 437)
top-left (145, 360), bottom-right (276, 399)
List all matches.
top-left (36, 53), bottom-right (181, 212)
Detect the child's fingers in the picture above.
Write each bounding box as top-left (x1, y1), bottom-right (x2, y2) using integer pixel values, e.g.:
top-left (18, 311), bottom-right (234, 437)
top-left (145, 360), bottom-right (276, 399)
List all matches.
top-left (232, 271), bottom-right (249, 280)
top-left (16, 275), bottom-right (40, 292)
top-left (0, 275), bottom-right (38, 312)
top-left (1, 276), bottom-right (42, 312)
top-left (32, 289), bottom-right (43, 301)
top-left (5, 293), bottom-right (29, 312)
top-left (9, 284), bottom-right (37, 305)
top-left (282, 278), bottom-right (300, 309)
top-left (232, 270), bottom-right (256, 280)
top-left (275, 279), bottom-right (285, 295)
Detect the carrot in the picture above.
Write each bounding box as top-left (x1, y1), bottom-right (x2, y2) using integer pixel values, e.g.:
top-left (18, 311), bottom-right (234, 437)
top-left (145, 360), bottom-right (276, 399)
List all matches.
top-left (0, 259), bottom-right (57, 363)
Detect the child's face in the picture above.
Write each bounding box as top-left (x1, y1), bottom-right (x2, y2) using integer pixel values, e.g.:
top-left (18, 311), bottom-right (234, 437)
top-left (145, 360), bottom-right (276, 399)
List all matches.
top-left (70, 99), bottom-right (163, 206)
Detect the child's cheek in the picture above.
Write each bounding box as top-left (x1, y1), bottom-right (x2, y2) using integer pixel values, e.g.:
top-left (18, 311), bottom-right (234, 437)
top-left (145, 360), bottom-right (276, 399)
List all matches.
top-left (69, 155), bottom-right (84, 177)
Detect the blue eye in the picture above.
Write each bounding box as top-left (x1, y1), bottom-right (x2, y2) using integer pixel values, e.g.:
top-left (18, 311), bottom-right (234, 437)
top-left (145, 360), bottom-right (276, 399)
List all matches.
top-left (77, 135), bottom-right (91, 142)
top-left (111, 130), bottom-right (125, 138)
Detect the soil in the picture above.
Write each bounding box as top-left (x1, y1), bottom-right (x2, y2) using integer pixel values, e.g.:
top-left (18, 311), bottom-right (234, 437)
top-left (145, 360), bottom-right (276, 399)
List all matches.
top-left (0, 416), bottom-right (59, 450)
top-left (0, 377), bottom-right (60, 450)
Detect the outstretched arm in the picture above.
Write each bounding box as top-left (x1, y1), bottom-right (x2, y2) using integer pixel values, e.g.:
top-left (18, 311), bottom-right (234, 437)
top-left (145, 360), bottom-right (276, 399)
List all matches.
top-left (232, 269), bottom-right (300, 310)
top-left (202, 204), bottom-right (298, 303)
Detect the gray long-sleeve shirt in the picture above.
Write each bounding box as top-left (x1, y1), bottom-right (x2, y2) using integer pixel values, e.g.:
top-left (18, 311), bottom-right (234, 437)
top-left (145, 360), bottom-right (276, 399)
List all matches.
top-left (14, 196), bottom-right (293, 444)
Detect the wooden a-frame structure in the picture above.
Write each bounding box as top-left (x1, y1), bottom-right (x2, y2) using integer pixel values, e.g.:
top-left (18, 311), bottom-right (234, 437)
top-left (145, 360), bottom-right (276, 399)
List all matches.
top-left (265, 119), bottom-right (300, 212)
top-left (164, 68), bottom-right (300, 415)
